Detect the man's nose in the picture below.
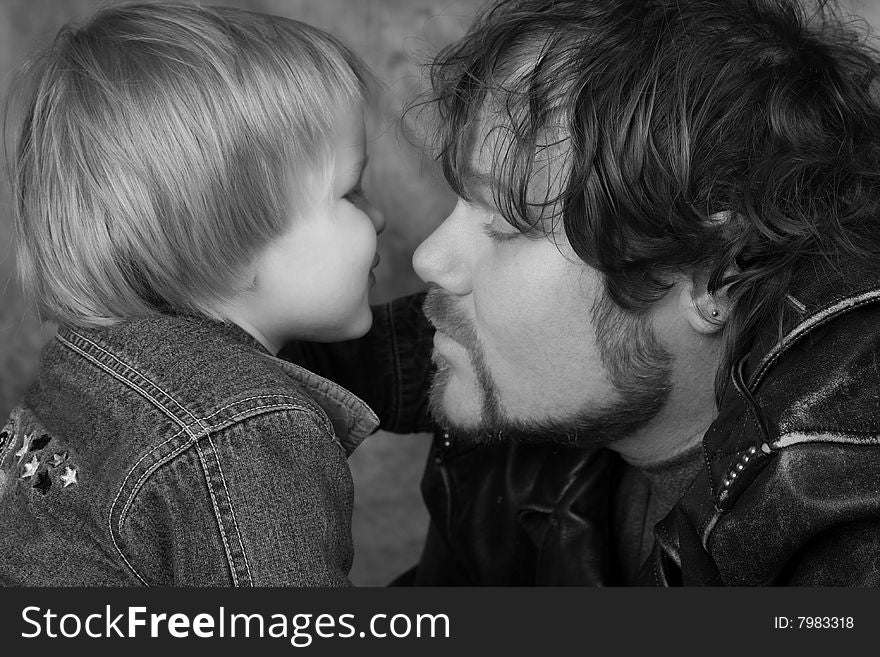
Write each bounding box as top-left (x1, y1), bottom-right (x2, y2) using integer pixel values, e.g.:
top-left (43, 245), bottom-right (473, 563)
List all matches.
top-left (412, 200), bottom-right (472, 295)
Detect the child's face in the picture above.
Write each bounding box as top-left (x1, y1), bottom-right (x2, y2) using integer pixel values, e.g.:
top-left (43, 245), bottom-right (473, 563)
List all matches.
top-left (233, 103), bottom-right (384, 351)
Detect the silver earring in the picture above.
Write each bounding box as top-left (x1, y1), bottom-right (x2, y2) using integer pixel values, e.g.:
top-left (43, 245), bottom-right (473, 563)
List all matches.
top-left (710, 308), bottom-right (720, 318)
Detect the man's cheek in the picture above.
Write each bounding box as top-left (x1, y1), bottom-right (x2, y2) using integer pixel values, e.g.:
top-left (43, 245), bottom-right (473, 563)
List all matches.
top-left (479, 294), bottom-right (551, 364)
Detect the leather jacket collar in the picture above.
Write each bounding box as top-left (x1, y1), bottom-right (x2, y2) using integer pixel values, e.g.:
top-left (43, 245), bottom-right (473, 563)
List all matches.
top-left (645, 257), bottom-right (880, 585)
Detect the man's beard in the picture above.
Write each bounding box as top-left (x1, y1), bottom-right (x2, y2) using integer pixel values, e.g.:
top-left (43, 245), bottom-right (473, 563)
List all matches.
top-left (422, 284), bottom-right (672, 447)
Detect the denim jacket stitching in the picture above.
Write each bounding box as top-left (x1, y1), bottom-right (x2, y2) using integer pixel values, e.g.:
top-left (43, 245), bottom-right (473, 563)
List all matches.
top-left (113, 434), bottom-right (193, 585)
top-left (114, 402), bottom-right (316, 586)
top-left (109, 403), bottom-right (314, 584)
top-left (193, 438), bottom-right (242, 586)
top-left (66, 330), bottom-right (257, 583)
top-left (202, 395), bottom-right (310, 421)
top-left (58, 330), bottom-right (339, 586)
top-left (257, 354), bottom-right (374, 441)
top-left (63, 332), bottom-right (210, 435)
top-left (205, 432), bottom-right (252, 584)
top-left (72, 331), bottom-right (211, 430)
top-left (116, 403), bottom-right (318, 523)
top-left (116, 433), bottom-right (190, 522)
top-left (57, 335), bottom-right (191, 584)
top-left (56, 333), bottom-right (311, 586)
top-left (199, 404), bottom-right (320, 437)
top-left (58, 334), bottom-right (195, 438)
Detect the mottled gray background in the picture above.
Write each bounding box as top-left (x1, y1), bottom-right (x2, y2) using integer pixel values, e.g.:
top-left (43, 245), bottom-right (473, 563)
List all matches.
top-left (2, 0), bottom-right (879, 585)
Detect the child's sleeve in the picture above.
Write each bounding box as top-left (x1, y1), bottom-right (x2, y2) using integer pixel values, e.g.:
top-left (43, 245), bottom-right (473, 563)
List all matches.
top-left (205, 408), bottom-right (356, 586)
top-left (279, 292), bottom-right (434, 435)
top-left (120, 408), bottom-right (357, 586)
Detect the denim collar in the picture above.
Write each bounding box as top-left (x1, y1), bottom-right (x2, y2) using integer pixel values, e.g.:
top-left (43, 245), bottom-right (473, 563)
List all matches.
top-left (259, 353), bottom-right (380, 455)
top-left (174, 313), bottom-right (379, 454)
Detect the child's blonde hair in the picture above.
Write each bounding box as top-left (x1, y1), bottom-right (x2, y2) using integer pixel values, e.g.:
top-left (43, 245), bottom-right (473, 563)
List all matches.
top-left (10, 2), bottom-right (368, 327)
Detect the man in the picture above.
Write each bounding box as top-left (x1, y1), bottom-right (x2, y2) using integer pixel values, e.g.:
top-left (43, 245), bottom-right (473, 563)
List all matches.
top-left (284, 0), bottom-right (880, 585)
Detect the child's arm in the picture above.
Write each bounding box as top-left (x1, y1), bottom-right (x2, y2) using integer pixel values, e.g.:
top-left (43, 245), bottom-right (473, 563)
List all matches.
top-left (279, 292), bottom-right (434, 435)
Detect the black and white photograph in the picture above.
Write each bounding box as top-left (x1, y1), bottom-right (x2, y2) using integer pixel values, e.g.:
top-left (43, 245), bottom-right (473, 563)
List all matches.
top-left (1, 0), bottom-right (880, 649)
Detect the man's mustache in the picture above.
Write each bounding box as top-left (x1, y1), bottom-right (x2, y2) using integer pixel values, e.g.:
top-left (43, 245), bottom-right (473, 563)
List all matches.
top-left (422, 284), bottom-right (478, 351)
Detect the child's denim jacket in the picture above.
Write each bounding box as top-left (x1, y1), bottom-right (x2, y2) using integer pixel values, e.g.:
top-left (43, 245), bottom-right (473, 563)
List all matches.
top-left (0, 313), bottom-right (378, 585)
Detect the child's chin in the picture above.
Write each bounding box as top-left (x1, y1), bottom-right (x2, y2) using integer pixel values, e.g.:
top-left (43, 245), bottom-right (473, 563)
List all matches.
top-left (344, 306), bottom-right (374, 339)
top-left (302, 304), bottom-right (373, 342)
top-left (321, 305), bottom-right (373, 342)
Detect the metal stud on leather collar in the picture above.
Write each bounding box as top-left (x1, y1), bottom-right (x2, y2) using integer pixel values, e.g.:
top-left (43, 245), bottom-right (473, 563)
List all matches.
top-left (720, 445), bottom-right (758, 491)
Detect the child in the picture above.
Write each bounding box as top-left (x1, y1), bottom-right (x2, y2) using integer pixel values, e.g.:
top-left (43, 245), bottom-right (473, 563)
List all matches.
top-left (0, 2), bottom-right (385, 585)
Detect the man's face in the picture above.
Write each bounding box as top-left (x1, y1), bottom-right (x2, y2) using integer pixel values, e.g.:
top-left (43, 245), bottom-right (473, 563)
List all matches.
top-left (412, 130), bottom-right (672, 444)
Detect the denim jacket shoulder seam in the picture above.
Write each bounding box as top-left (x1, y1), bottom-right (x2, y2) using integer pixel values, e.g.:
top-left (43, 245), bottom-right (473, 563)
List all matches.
top-left (59, 331), bottom-right (328, 586)
top-left (65, 331), bottom-right (320, 430)
top-left (116, 402), bottom-right (318, 526)
top-left (57, 333), bottom-right (201, 586)
top-left (58, 333), bottom-right (200, 435)
top-left (61, 331), bottom-right (210, 434)
top-left (192, 435), bottom-right (249, 585)
top-left (111, 403), bottom-right (325, 586)
top-left (186, 404), bottom-right (339, 586)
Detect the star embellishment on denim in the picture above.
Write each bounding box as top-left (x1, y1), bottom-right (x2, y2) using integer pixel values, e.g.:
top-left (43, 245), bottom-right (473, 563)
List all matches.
top-left (60, 466), bottom-right (78, 488)
top-left (49, 452), bottom-right (68, 468)
top-left (21, 455), bottom-right (39, 479)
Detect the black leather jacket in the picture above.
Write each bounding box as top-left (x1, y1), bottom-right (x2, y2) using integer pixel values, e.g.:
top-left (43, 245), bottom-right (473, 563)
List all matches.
top-left (283, 263), bottom-right (880, 586)
top-left (644, 262), bottom-right (880, 586)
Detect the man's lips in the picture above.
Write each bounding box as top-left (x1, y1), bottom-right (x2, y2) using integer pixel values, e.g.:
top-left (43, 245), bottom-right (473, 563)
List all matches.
top-left (371, 253), bottom-right (380, 270)
top-left (423, 285), bottom-right (475, 349)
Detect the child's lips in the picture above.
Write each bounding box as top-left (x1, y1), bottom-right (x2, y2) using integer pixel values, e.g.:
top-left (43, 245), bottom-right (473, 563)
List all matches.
top-left (368, 253), bottom-right (380, 286)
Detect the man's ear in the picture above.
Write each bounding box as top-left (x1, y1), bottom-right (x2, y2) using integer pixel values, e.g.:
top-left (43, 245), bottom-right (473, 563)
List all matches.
top-left (678, 212), bottom-right (738, 334)
top-left (678, 276), bottom-right (729, 335)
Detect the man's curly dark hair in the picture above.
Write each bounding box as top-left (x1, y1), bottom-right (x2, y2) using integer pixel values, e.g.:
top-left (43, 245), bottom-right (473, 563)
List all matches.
top-left (428, 0), bottom-right (880, 400)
